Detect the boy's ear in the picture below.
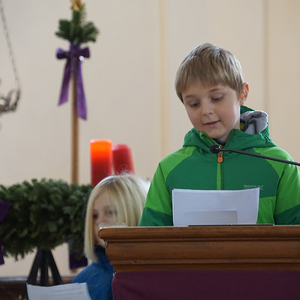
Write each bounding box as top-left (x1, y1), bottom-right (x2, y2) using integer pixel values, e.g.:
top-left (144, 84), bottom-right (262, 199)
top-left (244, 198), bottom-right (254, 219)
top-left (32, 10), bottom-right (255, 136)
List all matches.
top-left (240, 82), bottom-right (249, 105)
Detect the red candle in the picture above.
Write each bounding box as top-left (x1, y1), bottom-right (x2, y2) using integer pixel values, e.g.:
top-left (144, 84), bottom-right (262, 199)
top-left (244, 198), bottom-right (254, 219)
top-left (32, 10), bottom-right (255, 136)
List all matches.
top-left (90, 139), bottom-right (113, 186)
top-left (112, 144), bottom-right (134, 175)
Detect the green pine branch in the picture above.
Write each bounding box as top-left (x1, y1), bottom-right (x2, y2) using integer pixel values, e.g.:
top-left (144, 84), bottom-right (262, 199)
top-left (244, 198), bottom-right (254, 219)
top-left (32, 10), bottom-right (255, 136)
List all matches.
top-left (55, 5), bottom-right (99, 45)
top-left (0, 179), bottom-right (93, 260)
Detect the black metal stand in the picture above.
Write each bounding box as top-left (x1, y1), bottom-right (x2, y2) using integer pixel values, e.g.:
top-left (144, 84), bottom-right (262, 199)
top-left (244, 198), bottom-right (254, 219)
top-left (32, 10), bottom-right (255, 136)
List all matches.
top-left (21, 248), bottom-right (63, 300)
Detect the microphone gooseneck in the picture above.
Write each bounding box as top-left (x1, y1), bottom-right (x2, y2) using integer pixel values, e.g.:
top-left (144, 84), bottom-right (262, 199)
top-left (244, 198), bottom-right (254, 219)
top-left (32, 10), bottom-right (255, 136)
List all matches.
top-left (209, 144), bottom-right (300, 167)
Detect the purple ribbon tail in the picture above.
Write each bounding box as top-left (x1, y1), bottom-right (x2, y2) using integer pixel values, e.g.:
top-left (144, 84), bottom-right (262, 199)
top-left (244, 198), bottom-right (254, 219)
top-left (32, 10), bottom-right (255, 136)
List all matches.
top-left (0, 199), bottom-right (11, 265)
top-left (56, 45), bottom-right (90, 120)
top-left (76, 61), bottom-right (87, 120)
top-left (69, 252), bottom-right (88, 269)
top-left (58, 59), bottom-right (72, 106)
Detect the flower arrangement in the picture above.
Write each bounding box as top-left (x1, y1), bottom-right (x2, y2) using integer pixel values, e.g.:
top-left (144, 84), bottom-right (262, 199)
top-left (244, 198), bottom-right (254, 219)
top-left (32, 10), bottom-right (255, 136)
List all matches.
top-left (0, 179), bottom-right (93, 260)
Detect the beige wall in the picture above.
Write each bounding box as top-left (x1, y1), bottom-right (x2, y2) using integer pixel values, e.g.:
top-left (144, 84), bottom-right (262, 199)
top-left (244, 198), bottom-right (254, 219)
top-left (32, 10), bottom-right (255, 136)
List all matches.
top-left (1, 0), bottom-right (299, 276)
top-left (266, 0), bottom-right (300, 162)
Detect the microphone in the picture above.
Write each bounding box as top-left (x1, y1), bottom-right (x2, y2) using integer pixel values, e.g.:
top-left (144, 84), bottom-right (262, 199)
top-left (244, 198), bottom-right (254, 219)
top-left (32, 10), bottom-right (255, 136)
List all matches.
top-left (209, 144), bottom-right (300, 167)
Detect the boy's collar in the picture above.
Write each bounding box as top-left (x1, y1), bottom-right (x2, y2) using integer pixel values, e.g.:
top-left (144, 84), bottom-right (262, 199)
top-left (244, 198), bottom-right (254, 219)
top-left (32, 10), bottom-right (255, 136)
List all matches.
top-left (213, 139), bottom-right (225, 147)
top-left (212, 119), bottom-right (248, 146)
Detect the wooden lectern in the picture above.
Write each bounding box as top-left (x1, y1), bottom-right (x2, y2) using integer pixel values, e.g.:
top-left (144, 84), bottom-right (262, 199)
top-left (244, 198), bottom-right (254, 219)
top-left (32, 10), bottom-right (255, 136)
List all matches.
top-left (99, 225), bottom-right (300, 272)
top-left (99, 225), bottom-right (300, 300)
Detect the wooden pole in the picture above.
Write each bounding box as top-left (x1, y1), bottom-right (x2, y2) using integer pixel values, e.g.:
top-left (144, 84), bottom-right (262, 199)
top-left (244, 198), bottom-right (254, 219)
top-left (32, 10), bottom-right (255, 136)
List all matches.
top-left (70, 72), bottom-right (80, 273)
top-left (71, 74), bottom-right (79, 184)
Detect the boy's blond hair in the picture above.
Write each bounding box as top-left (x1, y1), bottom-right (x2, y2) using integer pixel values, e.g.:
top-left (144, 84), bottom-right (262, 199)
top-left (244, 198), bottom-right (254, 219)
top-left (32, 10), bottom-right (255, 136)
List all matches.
top-left (175, 43), bottom-right (244, 102)
top-left (84, 173), bottom-right (149, 262)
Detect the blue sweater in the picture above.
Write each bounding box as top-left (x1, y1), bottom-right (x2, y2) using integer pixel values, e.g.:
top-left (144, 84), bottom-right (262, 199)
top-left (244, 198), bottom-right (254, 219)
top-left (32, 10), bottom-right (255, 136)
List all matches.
top-left (73, 246), bottom-right (114, 300)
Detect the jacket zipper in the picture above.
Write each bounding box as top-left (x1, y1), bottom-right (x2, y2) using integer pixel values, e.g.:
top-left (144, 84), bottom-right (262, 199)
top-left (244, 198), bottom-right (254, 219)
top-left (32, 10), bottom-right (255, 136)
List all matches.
top-left (217, 151), bottom-right (223, 190)
top-left (218, 152), bottom-right (223, 163)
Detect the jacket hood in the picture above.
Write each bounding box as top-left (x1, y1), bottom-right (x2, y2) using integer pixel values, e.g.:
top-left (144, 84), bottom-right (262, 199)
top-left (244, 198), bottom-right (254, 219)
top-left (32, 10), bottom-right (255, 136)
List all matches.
top-left (183, 106), bottom-right (276, 153)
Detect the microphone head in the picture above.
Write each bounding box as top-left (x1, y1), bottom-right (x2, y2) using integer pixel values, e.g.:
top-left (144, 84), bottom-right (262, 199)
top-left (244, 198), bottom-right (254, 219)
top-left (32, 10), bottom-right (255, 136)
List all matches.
top-left (210, 144), bottom-right (221, 154)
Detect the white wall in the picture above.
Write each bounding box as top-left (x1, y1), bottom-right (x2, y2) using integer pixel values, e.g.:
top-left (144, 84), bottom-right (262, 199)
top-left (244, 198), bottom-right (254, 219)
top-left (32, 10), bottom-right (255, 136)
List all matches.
top-left (1, 0), bottom-right (300, 276)
top-left (266, 0), bottom-right (300, 162)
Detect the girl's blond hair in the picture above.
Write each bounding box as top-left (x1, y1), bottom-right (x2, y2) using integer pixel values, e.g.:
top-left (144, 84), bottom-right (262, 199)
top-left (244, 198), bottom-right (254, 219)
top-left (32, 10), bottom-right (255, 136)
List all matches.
top-left (84, 173), bottom-right (149, 262)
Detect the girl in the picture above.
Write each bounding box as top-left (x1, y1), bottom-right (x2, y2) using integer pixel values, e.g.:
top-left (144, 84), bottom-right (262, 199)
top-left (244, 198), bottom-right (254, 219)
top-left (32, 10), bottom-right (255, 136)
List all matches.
top-left (73, 173), bottom-right (149, 300)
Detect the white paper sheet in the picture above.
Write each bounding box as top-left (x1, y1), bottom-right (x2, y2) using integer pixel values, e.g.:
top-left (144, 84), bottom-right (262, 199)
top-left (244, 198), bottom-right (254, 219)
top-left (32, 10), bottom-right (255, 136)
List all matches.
top-left (172, 188), bottom-right (259, 226)
top-left (26, 283), bottom-right (92, 300)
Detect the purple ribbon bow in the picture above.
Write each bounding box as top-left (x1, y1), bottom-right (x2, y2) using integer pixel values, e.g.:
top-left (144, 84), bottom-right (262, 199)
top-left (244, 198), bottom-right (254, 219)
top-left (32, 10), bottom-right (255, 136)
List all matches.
top-left (56, 44), bottom-right (90, 120)
top-left (0, 199), bottom-right (11, 265)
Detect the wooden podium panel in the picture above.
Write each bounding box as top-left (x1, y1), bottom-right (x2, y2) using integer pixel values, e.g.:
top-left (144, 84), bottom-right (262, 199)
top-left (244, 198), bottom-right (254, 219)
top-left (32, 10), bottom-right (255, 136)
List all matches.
top-left (99, 225), bottom-right (300, 272)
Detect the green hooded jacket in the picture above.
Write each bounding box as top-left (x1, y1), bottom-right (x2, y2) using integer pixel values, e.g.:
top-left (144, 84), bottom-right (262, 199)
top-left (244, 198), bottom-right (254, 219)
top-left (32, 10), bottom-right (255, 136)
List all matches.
top-left (139, 107), bottom-right (300, 226)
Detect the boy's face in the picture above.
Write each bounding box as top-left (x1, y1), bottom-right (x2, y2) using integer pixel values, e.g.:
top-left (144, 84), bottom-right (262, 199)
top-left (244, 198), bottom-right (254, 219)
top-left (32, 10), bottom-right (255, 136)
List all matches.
top-left (182, 80), bottom-right (248, 143)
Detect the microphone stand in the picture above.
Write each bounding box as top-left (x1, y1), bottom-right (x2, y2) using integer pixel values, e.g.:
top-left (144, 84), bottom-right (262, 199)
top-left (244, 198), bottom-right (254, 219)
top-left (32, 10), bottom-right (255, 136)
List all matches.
top-left (209, 145), bottom-right (300, 167)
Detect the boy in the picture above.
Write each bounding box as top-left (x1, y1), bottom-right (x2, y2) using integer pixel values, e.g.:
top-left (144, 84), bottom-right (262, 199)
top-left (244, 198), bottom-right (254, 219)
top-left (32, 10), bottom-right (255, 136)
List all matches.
top-left (139, 43), bottom-right (300, 226)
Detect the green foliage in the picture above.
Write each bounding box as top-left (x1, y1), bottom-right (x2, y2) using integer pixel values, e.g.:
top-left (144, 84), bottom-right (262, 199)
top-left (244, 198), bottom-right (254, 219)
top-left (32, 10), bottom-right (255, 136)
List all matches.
top-left (0, 179), bottom-right (93, 261)
top-left (55, 6), bottom-right (99, 45)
